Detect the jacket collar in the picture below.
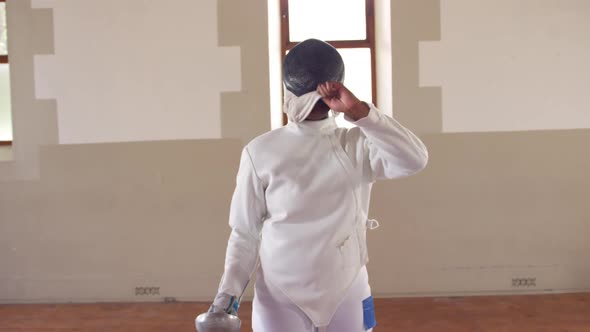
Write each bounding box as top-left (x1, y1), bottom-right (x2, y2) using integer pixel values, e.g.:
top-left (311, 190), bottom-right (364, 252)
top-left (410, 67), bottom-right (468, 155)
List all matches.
top-left (287, 116), bottom-right (338, 135)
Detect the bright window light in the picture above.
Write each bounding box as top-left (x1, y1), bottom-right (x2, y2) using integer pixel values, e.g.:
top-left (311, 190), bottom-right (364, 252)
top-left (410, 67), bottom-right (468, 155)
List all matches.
top-left (0, 64), bottom-right (12, 141)
top-left (335, 48), bottom-right (372, 128)
top-left (0, 1), bottom-right (10, 141)
top-left (0, 1), bottom-right (7, 56)
top-left (288, 0), bottom-right (366, 42)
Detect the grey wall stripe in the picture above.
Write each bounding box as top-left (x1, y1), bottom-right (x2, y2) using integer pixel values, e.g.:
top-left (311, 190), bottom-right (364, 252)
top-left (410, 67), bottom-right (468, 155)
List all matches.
top-left (218, 0), bottom-right (271, 145)
top-left (0, 0), bottom-right (58, 181)
top-left (391, 0), bottom-right (442, 134)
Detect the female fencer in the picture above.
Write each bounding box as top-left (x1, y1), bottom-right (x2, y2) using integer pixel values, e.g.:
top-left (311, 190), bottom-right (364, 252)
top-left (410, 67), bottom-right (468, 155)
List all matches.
top-left (205, 38), bottom-right (428, 332)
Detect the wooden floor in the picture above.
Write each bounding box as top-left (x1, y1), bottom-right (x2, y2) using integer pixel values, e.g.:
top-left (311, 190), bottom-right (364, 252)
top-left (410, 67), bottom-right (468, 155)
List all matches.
top-left (1, 293), bottom-right (589, 331)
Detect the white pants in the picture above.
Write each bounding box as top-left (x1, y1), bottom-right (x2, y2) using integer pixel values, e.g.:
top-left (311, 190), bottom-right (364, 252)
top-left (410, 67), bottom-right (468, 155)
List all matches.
top-left (252, 265), bottom-right (374, 332)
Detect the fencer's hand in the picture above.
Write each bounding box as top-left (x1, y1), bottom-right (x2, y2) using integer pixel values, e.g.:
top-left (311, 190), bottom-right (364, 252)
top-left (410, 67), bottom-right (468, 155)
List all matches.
top-left (317, 82), bottom-right (370, 121)
top-left (210, 292), bottom-right (239, 316)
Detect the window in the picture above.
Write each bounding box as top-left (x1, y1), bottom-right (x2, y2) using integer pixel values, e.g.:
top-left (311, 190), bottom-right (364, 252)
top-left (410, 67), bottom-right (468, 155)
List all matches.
top-left (280, 0), bottom-right (376, 127)
top-left (0, 0), bottom-right (12, 145)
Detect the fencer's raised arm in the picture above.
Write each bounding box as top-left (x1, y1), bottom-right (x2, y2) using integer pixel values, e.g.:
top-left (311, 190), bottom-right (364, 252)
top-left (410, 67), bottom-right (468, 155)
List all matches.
top-left (353, 105), bottom-right (429, 181)
top-left (213, 147), bottom-right (266, 311)
top-left (317, 81), bottom-right (428, 180)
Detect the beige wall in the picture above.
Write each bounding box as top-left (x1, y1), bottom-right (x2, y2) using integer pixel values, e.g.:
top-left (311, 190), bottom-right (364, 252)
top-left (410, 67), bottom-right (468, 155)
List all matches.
top-left (390, 0), bottom-right (442, 134)
top-left (0, 0), bottom-right (589, 304)
top-left (218, 0), bottom-right (271, 142)
top-left (33, 0), bottom-right (242, 144)
top-left (0, 146), bottom-right (12, 161)
top-left (420, 0), bottom-right (590, 132)
top-left (0, 139), bottom-right (242, 302)
top-left (368, 130), bottom-right (590, 296)
top-left (383, 0), bottom-right (590, 295)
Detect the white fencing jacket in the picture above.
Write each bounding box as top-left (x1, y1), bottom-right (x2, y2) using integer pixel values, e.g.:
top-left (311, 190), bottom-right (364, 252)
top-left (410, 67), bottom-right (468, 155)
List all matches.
top-left (217, 103), bottom-right (428, 327)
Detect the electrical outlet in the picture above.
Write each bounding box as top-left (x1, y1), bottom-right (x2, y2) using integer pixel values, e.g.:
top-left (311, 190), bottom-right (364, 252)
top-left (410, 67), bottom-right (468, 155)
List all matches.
top-left (135, 286), bottom-right (160, 296)
top-left (512, 277), bottom-right (536, 288)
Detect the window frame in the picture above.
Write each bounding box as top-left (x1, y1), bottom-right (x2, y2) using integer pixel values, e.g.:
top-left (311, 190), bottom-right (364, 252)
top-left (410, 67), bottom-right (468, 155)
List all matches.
top-left (0, 0), bottom-right (10, 146)
top-left (280, 0), bottom-right (376, 123)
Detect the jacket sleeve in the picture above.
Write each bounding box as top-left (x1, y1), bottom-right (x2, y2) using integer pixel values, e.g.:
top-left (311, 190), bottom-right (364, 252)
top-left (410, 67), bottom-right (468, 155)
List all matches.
top-left (216, 147), bottom-right (266, 299)
top-left (351, 104), bottom-right (429, 181)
